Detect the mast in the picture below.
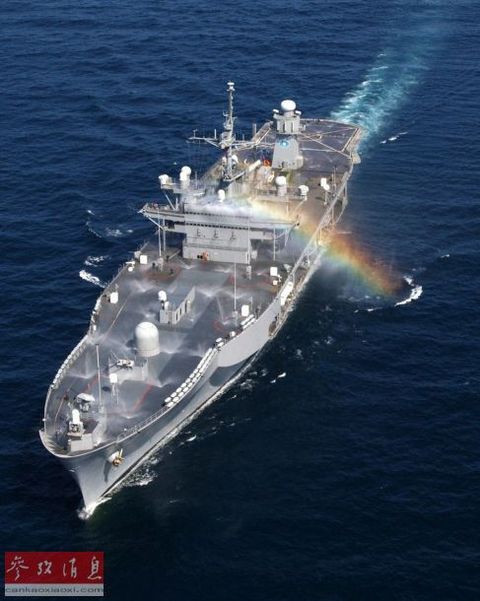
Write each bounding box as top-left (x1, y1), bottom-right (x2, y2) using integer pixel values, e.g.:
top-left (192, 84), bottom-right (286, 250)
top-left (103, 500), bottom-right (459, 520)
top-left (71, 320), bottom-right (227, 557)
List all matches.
top-left (221, 81), bottom-right (235, 149)
top-left (187, 81), bottom-right (240, 182)
top-left (221, 81), bottom-right (236, 181)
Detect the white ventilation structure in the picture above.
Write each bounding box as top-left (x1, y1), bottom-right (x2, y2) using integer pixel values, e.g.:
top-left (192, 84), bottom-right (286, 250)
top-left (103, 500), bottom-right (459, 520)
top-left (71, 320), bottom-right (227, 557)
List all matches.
top-left (179, 165), bottom-right (191, 188)
top-left (275, 175), bottom-right (287, 196)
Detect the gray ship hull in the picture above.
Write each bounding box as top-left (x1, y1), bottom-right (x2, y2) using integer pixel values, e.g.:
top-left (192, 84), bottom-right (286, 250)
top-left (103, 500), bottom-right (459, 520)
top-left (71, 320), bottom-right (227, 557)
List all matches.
top-left (56, 358), bottom-right (247, 513)
top-left (42, 245), bottom-right (315, 514)
top-left (39, 85), bottom-right (361, 515)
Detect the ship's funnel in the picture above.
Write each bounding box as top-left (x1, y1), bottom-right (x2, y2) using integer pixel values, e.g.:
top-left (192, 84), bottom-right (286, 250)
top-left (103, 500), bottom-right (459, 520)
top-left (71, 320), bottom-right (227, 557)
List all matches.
top-left (135, 322), bottom-right (160, 358)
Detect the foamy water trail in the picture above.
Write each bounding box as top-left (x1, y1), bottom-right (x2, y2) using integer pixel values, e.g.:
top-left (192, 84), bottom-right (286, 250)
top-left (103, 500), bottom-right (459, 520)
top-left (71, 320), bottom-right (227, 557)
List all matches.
top-left (79, 269), bottom-right (105, 288)
top-left (105, 226), bottom-right (133, 238)
top-left (395, 276), bottom-right (423, 307)
top-left (123, 456), bottom-right (160, 489)
top-left (381, 131), bottom-right (409, 144)
top-left (84, 254), bottom-right (108, 267)
top-left (331, 49), bottom-right (425, 144)
top-left (330, 8), bottom-right (444, 145)
top-left (85, 219), bottom-right (133, 240)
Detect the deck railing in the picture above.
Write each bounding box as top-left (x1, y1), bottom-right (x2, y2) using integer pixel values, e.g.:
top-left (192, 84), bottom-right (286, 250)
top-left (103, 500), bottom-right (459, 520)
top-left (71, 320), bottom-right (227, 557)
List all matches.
top-left (116, 343), bottom-right (221, 441)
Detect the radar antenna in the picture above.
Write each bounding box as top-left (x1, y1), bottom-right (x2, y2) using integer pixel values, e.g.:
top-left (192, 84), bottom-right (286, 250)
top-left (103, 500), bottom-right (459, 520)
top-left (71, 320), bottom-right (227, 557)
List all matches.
top-left (220, 81), bottom-right (236, 150)
top-left (188, 81), bottom-right (252, 182)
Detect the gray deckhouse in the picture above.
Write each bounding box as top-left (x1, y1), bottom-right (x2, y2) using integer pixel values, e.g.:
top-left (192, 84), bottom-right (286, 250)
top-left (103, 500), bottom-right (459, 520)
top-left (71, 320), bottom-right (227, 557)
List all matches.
top-left (141, 83), bottom-right (316, 266)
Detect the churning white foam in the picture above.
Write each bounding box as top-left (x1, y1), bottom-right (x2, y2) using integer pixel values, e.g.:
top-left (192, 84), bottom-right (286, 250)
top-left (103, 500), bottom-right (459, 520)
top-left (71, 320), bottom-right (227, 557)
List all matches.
top-left (85, 220), bottom-right (133, 240)
top-left (395, 276), bottom-right (423, 307)
top-left (123, 456), bottom-right (160, 489)
top-left (84, 254), bottom-right (108, 267)
top-left (329, 6), bottom-right (443, 146)
top-left (381, 131), bottom-right (408, 144)
top-left (79, 269), bottom-right (105, 288)
top-left (105, 227), bottom-right (133, 238)
top-left (77, 496), bottom-right (112, 520)
top-left (331, 47), bottom-right (423, 143)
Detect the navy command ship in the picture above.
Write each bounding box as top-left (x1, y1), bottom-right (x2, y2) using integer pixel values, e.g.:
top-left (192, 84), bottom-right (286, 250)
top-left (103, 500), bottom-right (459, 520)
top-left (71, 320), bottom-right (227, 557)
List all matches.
top-left (40, 83), bottom-right (361, 515)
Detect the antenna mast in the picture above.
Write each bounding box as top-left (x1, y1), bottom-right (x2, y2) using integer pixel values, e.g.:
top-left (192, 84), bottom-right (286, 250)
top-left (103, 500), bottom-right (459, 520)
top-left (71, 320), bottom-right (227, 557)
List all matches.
top-left (221, 81), bottom-right (236, 181)
top-left (189, 81), bottom-right (250, 182)
top-left (221, 81), bottom-right (235, 149)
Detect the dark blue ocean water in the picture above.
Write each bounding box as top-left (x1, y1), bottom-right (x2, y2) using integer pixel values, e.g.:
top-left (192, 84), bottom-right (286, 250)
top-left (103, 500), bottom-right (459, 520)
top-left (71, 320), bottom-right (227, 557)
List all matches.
top-left (2, 1), bottom-right (480, 599)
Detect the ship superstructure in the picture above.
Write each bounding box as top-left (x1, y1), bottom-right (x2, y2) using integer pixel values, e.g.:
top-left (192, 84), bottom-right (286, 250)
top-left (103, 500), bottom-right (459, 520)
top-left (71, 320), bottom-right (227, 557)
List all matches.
top-left (40, 83), bottom-right (361, 514)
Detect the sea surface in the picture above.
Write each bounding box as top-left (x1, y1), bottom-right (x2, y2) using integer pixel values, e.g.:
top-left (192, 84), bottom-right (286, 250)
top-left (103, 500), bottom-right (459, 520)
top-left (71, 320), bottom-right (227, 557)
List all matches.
top-left (2, 1), bottom-right (479, 599)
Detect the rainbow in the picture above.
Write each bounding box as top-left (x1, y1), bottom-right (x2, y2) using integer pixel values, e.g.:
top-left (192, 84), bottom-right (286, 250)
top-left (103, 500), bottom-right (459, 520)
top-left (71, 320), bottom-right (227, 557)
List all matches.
top-left (321, 234), bottom-right (401, 297)
top-left (243, 196), bottom-right (400, 297)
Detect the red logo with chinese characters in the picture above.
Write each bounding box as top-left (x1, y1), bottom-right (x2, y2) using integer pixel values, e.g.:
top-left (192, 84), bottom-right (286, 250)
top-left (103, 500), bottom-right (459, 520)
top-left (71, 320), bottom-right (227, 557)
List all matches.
top-left (4, 552), bottom-right (104, 597)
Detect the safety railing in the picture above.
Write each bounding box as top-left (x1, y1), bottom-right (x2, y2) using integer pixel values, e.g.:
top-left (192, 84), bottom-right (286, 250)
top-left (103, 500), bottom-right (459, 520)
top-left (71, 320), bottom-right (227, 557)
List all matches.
top-left (116, 343), bottom-right (220, 440)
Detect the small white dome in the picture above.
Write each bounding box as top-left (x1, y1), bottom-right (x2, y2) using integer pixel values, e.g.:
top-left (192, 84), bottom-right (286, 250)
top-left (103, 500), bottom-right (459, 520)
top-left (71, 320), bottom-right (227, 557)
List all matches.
top-left (275, 175), bottom-right (287, 187)
top-left (281, 99), bottom-right (296, 113)
top-left (135, 321), bottom-right (160, 358)
top-left (180, 165), bottom-right (192, 175)
top-left (158, 290), bottom-right (167, 302)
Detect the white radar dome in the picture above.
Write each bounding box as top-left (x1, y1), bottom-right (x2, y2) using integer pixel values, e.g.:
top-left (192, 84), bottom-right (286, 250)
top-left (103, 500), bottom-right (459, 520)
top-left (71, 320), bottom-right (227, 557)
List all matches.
top-left (281, 99), bottom-right (296, 113)
top-left (135, 321), bottom-right (160, 358)
top-left (180, 165), bottom-right (192, 176)
top-left (275, 175), bottom-right (287, 187)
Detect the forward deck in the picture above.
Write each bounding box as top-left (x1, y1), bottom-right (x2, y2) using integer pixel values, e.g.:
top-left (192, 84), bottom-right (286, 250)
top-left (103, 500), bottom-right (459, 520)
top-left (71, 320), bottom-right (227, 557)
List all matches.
top-left (44, 241), bottom-right (298, 452)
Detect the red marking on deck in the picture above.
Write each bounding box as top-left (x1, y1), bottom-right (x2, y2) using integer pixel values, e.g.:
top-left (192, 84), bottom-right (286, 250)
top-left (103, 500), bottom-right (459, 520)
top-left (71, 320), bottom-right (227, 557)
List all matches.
top-left (213, 319), bottom-right (227, 333)
top-left (132, 383), bottom-right (154, 412)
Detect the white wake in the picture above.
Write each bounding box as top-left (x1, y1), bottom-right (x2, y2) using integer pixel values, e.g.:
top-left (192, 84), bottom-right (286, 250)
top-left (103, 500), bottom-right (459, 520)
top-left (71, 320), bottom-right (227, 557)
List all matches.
top-left (84, 254), bottom-right (108, 267)
top-left (79, 269), bottom-right (105, 288)
top-left (329, 5), bottom-right (446, 145)
top-left (395, 276), bottom-right (423, 307)
top-left (331, 47), bottom-right (425, 144)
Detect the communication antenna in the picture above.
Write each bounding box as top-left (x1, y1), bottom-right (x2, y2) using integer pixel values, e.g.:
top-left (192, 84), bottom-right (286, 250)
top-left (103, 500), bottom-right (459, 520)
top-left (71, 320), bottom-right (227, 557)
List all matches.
top-left (221, 81), bottom-right (236, 149)
top-left (221, 82), bottom-right (236, 181)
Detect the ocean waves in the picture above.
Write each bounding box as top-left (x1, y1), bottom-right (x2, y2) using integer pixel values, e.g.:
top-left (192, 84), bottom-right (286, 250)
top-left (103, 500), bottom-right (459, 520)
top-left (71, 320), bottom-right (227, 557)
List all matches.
top-left (331, 49), bottom-right (423, 142)
top-left (330, 5), bottom-right (449, 145)
top-left (79, 269), bottom-right (105, 288)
